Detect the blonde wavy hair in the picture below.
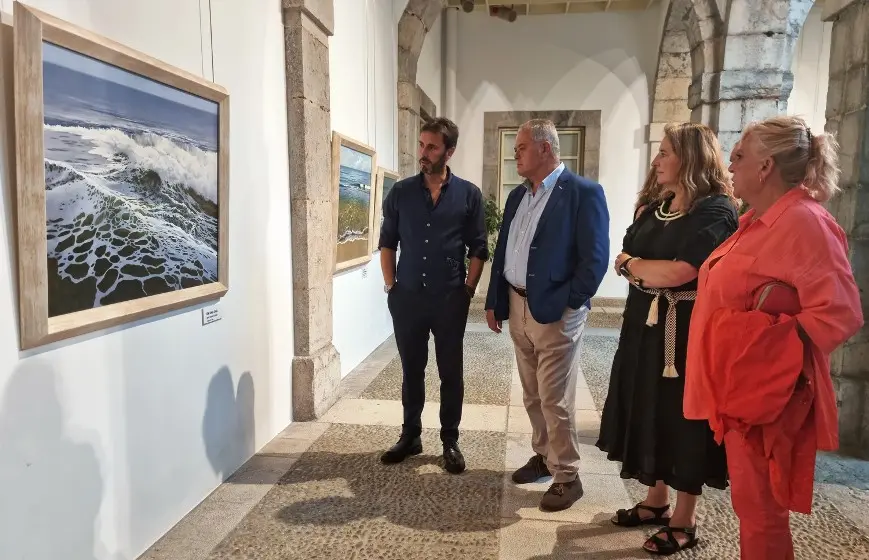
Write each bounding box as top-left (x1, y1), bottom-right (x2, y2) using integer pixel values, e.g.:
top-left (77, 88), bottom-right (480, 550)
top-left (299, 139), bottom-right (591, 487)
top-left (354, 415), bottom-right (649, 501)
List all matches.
top-left (741, 115), bottom-right (841, 202)
top-left (663, 122), bottom-right (735, 209)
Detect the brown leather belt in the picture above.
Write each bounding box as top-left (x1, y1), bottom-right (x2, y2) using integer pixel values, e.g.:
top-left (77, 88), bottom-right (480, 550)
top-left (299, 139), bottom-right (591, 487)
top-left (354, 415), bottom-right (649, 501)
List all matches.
top-left (510, 284), bottom-right (527, 298)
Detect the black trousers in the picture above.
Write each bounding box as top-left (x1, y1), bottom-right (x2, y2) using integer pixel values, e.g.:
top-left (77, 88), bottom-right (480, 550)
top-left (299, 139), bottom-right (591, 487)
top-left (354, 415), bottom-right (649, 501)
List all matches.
top-left (387, 283), bottom-right (471, 443)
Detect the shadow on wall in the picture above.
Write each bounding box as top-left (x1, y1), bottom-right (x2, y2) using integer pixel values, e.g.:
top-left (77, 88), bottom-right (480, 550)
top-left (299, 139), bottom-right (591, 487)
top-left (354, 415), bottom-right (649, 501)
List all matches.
top-left (0, 360), bottom-right (103, 560)
top-left (203, 366), bottom-right (256, 481)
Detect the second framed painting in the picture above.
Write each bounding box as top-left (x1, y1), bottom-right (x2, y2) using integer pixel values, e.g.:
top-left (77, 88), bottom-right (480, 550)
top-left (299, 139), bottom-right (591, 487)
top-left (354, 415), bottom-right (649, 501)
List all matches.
top-left (331, 132), bottom-right (377, 272)
top-left (371, 167), bottom-right (400, 253)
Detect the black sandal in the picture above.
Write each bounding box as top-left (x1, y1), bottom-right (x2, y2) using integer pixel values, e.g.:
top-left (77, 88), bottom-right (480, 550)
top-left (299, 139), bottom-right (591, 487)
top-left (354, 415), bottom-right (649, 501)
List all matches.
top-left (611, 502), bottom-right (671, 527)
top-left (642, 525), bottom-right (699, 555)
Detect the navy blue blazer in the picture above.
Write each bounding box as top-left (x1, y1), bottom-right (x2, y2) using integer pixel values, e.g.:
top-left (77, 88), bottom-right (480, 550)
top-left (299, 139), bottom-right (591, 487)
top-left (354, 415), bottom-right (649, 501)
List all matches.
top-left (485, 167), bottom-right (610, 325)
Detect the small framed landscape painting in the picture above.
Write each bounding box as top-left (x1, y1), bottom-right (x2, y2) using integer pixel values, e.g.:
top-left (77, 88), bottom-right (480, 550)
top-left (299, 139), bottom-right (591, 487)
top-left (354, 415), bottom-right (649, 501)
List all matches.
top-left (331, 132), bottom-right (376, 272)
top-left (371, 167), bottom-right (399, 252)
top-left (13, 2), bottom-right (230, 349)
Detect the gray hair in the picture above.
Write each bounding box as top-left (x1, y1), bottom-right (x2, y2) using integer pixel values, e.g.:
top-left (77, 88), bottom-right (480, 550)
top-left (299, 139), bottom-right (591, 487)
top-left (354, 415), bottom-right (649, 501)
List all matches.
top-left (520, 119), bottom-right (560, 158)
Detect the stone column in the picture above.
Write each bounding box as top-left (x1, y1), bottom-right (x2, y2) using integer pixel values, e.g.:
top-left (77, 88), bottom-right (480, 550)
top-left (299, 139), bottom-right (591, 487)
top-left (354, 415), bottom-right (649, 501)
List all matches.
top-left (684, 0), bottom-right (725, 128)
top-left (823, 0), bottom-right (869, 458)
top-left (712, 0), bottom-right (813, 159)
top-left (397, 0), bottom-right (444, 179)
top-left (283, 0), bottom-right (341, 421)
top-left (649, 0), bottom-right (692, 163)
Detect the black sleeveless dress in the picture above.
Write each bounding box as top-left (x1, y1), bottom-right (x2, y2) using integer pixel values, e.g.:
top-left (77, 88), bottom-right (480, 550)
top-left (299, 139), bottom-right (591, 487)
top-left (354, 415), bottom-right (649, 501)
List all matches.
top-left (596, 194), bottom-right (738, 495)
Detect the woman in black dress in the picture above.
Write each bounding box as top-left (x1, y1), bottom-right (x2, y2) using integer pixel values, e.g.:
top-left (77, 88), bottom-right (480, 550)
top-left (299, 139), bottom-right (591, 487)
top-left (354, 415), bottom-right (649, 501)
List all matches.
top-left (596, 122), bottom-right (739, 555)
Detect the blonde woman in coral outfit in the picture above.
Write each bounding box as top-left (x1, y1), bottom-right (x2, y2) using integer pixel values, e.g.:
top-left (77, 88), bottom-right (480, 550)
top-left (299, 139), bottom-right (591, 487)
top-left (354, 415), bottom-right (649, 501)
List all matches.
top-left (685, 115), bottom-right (864, 559)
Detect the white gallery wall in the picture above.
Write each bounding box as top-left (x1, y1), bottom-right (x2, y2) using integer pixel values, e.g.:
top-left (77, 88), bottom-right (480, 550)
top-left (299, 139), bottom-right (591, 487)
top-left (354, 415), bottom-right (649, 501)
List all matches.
top-left (787, 3), bottom-right (832, 133)
top-left (330, 0), bottom-right (444, 376)
top-left (0, 0), bottom-right (294, 558)
top-left (449, 10), bottom-right (662, 298)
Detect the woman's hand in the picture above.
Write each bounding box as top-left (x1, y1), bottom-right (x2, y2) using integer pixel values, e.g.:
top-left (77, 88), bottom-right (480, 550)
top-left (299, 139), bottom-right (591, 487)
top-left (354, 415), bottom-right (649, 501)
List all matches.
top-left (614, 253), bottom-right (631, 276)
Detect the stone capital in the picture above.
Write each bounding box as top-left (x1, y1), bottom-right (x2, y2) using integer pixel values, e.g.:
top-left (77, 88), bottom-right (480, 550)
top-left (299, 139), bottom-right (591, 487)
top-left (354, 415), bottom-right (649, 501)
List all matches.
top-left (283, 0), bottom-right (334, 36)
top-left (823, 0), bottom-right (863, 21)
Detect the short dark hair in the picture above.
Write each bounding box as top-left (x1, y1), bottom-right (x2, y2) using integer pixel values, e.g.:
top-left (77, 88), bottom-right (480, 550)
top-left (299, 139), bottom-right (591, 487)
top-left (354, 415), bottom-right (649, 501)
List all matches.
top-left (420, 117), bottom-right (459, 151)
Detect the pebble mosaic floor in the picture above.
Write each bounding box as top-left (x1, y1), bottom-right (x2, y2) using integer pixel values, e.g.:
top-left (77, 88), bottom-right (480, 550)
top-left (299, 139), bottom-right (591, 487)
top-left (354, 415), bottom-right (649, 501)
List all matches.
top-left (140, 321), bottom-right (869, 560)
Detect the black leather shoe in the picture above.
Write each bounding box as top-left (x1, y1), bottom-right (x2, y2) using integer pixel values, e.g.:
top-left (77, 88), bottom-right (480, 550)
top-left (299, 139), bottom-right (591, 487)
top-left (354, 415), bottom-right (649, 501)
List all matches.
top-left (380, 435), bottom-right (422, 464)
top-left (443, 441), bottom-right (466, 474)
top-left (540, 476), bottom-right (584, 511)
top-left (512, 453), bottom-right (551, 484)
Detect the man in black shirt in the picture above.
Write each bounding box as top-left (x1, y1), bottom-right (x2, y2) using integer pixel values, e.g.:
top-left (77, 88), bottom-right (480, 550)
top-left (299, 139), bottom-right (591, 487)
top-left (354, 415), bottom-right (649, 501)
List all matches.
top-left (377, 117), bottom-right (488, 474)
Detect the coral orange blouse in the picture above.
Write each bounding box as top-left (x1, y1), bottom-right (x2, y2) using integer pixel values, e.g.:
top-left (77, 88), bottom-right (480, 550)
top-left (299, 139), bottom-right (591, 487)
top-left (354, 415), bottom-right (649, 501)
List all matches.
top-left (684, 187), bottom-right (864, 511)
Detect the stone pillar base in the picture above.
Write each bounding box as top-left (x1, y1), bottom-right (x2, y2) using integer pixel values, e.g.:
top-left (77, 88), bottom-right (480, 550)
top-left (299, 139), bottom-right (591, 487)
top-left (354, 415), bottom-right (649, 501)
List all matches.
top-left (292, 343), bottom-right (341, 421)
top-left (833, 363), bottom-right (869, 459)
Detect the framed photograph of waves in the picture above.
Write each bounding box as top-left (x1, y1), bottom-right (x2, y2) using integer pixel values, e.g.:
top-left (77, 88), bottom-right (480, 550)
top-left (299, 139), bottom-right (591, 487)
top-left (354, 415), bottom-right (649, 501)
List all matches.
top-left (13, 2), bottom-right (229, 350)
top-left (331, 132), bottom-right (376, 273)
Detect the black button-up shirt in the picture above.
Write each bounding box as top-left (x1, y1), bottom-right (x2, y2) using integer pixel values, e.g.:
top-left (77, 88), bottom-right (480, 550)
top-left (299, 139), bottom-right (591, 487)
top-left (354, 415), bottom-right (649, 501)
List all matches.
top-left (378, 167), bottom-right (488, 293)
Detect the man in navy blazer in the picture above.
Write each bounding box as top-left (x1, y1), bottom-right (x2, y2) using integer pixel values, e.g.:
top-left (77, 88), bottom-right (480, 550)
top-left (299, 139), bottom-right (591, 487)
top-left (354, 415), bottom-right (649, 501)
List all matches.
top-left (485, 119), bottom-right (609, 512)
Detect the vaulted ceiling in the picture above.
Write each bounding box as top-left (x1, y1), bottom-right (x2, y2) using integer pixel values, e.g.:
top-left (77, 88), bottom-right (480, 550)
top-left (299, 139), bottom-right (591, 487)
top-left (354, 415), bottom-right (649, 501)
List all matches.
top-left (445, 0), bottom-right (663, 16)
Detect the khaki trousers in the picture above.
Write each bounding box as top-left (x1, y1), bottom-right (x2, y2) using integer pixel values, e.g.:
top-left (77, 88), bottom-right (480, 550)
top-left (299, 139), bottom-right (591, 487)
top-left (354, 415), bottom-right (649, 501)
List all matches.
top-left (508, 288), bottom-right (588, 483)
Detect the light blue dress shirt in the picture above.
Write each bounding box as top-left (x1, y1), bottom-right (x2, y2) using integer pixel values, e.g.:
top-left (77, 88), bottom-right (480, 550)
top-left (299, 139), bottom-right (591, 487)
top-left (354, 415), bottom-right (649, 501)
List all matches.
top-left (503, 162), bottom-right (565, 288)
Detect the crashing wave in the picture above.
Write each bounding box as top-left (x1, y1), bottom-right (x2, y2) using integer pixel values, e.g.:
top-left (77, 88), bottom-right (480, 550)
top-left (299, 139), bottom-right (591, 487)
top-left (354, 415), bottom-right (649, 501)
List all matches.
top-left (44, 124), bottom-right (219, 309)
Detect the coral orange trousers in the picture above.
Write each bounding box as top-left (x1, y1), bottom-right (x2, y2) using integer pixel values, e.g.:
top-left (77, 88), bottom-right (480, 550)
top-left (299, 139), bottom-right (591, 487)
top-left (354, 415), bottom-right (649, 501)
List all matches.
top-left (724, 431), bottom-right (795, 560)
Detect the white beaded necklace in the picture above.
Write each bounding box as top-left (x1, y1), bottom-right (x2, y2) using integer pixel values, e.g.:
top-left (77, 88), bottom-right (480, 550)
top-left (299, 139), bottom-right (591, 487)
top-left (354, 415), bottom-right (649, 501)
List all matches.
top-left (654, 200), bottom-right (685, 222)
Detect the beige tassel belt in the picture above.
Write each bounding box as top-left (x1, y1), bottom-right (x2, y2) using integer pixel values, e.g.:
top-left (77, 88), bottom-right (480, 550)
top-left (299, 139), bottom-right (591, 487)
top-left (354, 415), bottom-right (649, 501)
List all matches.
top-left (635, 287), bottom-right (697, 378)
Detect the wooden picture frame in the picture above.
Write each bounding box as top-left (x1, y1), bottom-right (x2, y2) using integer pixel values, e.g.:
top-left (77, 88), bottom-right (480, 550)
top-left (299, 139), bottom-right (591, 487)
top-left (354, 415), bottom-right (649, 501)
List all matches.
top-left (331, 131), bottom-right (376, 272)
top-left (371, 167), bottom-right (399, 253)
top-left (13, 2), bottom-right (230, 350)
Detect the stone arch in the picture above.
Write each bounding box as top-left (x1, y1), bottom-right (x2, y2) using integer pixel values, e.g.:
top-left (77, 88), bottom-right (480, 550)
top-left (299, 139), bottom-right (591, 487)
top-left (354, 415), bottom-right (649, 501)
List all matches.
top-left (684, 0), bottom-right (726, 127)
top-left (397, 0), bottom-right (445, 179)
top-left (648, 0), bottom-right (693, 162)
top-left (648, 0), bottom-right (725, 161)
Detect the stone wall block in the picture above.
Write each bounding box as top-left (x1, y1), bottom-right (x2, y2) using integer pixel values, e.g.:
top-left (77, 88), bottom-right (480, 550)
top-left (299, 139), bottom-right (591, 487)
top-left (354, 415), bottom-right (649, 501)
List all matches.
top-left (826, 184), bottom-right (857, 234)
top-left (292, 282), bottom-right (334, 354)
top-left (838, 111), bottom-right (864, 178)
top-left (659, 52), bottom-right (691, 79)
top-left (690, 0), bottom-right (721, 24)
top-left (292, 343), bottom-right (341, 421)
top-left (829, 12), bottom-right (851, 77)
top-left (287, 100), bottom-right (332, 202)
top-left (716, 99), bottom-right (745, 131)
top-left (725, 0), bottom-right (810, 35)
top-left (405, 0), bottom-right (444, 28)
top-left (825, 75), bottom-right (846, 121)
top-left (652, 99), bottom-right (693, 123)
top-left (399, 152), bottom-right (418, 180)
top-left (848, 1), bottom-right (869, 66)
top-left (397, 80), bottom-right (421, 112)
top-left (717, 130), bottom-right (743, 156)
top-left (844, 65), bottom-right (869, 115)
top-left (723, 34), bottom-right (789, 72)
top-left (397, 14), bottom-right (427, 63)
top-left (690, 37), bottom-right (723, 77)
top-left (285, 25), bottom-right (330, 110)
top-left (654, 76), bottom-right (692, 102)
top-left (290, 199), bottom-right (333, 287)
top-left (841, 337), bottom-right (869, 381)
top-left (661, 30), bottom-right (690, 54)
top-left (283, 0), bottom-right (335, 35)
top-left (397, 46), bottom-right (419, 83)
top-left (718, 69), bottom-right (788, 100)
top-left (833, 375), bottom-right (868, 453)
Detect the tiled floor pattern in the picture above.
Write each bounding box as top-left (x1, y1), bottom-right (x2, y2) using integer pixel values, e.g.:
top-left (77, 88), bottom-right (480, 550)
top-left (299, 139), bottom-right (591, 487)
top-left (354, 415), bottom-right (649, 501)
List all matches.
top-left (140, 322), bottom-right (869, 560)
